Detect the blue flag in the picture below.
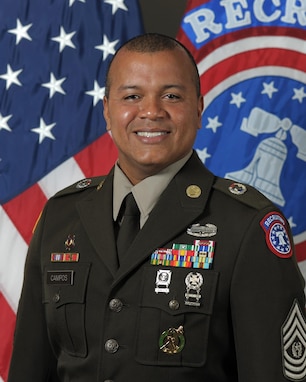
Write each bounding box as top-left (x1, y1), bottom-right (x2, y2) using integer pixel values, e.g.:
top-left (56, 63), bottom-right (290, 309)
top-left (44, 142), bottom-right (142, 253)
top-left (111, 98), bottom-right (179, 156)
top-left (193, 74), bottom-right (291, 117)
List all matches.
top-left (177, 1), bottom-right (306, 267)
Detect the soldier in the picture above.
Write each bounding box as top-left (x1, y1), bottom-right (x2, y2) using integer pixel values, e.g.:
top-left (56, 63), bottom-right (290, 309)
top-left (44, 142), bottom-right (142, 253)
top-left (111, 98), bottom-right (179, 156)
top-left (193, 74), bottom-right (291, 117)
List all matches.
top-left (8, 33), bottom-right (306, 382)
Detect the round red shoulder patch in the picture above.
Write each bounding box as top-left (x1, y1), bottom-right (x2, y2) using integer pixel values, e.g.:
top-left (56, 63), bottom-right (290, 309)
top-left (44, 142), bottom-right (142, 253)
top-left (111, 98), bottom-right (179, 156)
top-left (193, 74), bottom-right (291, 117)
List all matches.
top-left (260, 212), bottom-right (292, 258)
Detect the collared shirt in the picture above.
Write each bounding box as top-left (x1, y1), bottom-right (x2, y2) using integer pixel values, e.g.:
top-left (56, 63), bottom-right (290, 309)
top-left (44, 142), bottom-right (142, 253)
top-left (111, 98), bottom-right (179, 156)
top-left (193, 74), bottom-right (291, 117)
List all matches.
top-left (113, 151), bottom-right (192, 228)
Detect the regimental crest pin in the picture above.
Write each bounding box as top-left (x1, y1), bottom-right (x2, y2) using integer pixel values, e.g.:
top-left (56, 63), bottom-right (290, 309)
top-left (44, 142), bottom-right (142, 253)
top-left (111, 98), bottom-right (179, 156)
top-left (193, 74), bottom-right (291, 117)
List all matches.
top-left (282, 300), bottom-right (306, 381)
top-left (65, 234), bottom-right (76, 251)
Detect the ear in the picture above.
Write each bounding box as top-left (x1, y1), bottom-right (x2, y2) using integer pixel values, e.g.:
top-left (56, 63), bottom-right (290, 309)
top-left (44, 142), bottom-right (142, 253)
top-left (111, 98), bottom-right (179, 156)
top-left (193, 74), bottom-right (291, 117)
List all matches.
top-left (197, 95), bottom-right (204, 129)
top-left (103, 96), bottom-right (111, 131)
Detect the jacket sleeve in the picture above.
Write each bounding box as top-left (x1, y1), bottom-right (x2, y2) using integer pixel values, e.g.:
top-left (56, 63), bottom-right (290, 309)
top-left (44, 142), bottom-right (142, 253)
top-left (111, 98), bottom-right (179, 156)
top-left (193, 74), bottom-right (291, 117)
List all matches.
top-left (8, 204), bottom-right (60, 382)
top-left (231, 207), bottom-right (306, 382)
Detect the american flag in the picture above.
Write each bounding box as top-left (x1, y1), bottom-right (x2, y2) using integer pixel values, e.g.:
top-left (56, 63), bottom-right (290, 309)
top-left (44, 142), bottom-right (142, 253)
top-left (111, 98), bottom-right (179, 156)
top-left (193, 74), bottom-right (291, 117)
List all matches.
top-left (0, 0), bottom-right (143, 380)
top-left (177, 1), bottom-right (306, 275)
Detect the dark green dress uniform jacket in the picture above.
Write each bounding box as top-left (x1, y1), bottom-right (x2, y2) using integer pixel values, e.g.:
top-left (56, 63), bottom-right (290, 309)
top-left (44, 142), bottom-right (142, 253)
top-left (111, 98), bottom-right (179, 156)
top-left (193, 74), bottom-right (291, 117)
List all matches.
top-left (8, 152), bottom-right (306, 382)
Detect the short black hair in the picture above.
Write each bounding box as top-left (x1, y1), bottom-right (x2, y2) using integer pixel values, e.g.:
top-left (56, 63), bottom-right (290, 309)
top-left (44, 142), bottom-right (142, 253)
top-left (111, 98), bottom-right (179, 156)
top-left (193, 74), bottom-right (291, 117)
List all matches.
top-left (104, 33), bottom-right (201, 98)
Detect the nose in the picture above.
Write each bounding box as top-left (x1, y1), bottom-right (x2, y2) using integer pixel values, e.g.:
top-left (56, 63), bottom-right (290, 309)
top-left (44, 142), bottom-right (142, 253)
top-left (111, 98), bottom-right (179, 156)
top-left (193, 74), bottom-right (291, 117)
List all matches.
top-left (138, 96), bottom-right (165, 120)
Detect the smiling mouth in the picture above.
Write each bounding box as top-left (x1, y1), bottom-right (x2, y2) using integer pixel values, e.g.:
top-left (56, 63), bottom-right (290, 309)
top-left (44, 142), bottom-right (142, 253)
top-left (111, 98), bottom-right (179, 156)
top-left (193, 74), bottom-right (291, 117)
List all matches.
top-left (136, 132), bottom-right (168, 138)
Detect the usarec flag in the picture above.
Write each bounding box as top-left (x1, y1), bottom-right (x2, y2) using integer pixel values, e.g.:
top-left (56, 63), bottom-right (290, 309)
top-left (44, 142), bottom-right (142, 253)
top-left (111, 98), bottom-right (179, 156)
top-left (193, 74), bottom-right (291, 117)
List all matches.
top-left (0, 1), bottom-right (143, 380)
top-left (177, 0), bottom-right (306, 278)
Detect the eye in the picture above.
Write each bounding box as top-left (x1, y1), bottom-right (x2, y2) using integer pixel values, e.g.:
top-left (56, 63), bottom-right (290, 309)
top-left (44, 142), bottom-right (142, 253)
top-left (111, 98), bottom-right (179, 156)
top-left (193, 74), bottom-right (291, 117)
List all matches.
top-left (124, 94), bottom-right (140, 101)
top-left (164, 93), bottom-right (181, 100)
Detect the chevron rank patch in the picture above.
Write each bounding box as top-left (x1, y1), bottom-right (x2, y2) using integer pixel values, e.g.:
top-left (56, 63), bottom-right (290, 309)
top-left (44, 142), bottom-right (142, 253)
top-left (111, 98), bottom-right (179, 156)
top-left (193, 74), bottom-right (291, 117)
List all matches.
top-left (282, 300), bottom-right (306, 381)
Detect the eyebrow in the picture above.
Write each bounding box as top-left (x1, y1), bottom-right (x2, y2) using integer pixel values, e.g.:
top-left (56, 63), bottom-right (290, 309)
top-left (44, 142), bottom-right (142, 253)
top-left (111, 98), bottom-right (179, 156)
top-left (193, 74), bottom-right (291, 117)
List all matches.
top-left (117, 84), bottom-right (186, 92)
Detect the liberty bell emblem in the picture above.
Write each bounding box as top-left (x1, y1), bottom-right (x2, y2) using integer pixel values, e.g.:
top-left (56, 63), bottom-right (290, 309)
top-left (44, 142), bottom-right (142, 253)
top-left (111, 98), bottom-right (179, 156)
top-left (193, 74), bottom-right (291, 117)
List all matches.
top-left (226, 107), bottom-right (306, 207)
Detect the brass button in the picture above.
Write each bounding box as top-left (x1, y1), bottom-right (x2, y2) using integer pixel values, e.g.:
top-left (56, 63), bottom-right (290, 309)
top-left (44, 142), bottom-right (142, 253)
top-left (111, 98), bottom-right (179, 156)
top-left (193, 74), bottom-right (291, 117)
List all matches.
top-left (169, 299), bottom-right (180, 310)
top-left (105, 339), bottom-right (119, 354)
top-left (52, 293), bottom-right (60, 303)
top-left (109, 298), bottom-right (123, 313)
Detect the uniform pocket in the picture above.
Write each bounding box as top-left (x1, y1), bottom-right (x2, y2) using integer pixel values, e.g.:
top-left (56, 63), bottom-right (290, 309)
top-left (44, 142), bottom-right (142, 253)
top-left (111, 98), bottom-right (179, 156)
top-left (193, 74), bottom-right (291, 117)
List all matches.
top-left (135, 266), bottom-right (219, 367)
top-left (42, 262), bottom-right (91, 357)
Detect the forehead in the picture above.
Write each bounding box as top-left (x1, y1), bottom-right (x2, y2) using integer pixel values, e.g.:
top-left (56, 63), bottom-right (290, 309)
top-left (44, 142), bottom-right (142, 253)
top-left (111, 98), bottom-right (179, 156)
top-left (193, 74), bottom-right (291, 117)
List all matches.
top-left (108, 48), bottom-right (195, 85)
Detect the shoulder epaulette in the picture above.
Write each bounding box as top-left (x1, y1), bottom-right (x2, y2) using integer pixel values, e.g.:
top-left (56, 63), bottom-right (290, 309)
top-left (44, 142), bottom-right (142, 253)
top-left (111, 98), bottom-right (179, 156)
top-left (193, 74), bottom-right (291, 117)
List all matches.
top-left (213, 177), bottom-right (272, 210)
top-left (52, 176), bottom-right (107, 198)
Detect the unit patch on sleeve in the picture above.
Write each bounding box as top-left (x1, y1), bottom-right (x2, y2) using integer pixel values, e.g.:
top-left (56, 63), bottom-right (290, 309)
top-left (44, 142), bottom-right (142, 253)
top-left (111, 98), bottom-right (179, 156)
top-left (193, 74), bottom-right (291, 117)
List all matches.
top-left (282, 299), bottom-right (306, 381)
top-left (260, 212), bottom-right (292, 258)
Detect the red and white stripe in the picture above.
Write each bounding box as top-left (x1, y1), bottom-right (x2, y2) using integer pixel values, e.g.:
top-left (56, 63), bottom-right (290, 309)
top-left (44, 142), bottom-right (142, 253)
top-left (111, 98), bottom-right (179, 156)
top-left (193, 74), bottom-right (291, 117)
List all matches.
top-left (0, 132), bottom-right (117, 381)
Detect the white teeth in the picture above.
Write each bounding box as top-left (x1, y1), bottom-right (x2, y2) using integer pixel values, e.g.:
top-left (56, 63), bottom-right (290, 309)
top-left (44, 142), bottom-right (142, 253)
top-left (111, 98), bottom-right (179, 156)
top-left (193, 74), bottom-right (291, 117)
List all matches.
top-left (136, 132), bottom-right (167, 137)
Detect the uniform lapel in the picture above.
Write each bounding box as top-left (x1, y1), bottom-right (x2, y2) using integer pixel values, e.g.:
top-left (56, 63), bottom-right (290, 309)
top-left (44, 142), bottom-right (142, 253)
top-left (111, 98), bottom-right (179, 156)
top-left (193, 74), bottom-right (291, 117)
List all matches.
top-left (76, 169), bottom-right (119, 276)
top-left (114, 153), bottom-right (215, 284)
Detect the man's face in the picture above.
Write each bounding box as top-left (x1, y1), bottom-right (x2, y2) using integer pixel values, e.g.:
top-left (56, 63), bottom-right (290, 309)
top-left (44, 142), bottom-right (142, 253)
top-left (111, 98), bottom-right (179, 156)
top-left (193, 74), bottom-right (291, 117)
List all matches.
top-left (103, 47), bottom-right (203, 184)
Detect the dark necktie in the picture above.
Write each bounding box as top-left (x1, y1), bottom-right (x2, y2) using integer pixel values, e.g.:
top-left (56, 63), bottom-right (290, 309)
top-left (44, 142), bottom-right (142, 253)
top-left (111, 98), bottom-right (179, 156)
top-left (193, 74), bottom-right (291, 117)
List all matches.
top-left (116, 192), bottom-right (140, 261)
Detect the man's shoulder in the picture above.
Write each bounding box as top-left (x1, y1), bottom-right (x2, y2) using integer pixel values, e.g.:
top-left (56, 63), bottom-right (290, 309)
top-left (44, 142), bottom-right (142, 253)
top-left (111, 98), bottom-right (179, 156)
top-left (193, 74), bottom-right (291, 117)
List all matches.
top-left (52, 176), bottom-right (107, 199)
top-left (213, 177), bottom-right (273, 210)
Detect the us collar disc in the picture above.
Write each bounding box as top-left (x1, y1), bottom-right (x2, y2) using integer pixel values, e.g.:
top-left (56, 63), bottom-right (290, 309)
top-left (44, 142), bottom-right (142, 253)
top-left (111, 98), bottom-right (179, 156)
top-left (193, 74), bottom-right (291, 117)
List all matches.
top-left (186, 185), bottom-right (201, 198)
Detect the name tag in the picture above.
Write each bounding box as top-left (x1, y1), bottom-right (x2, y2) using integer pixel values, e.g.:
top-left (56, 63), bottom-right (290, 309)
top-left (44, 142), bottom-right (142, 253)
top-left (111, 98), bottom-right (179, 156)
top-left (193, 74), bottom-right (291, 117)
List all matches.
top-left (47, 270), bottom-right (74, 285)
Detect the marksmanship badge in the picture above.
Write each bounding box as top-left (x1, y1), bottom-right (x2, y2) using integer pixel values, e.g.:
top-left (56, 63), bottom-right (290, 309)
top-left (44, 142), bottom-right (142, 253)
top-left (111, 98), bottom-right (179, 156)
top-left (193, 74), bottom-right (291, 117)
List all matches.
top-left (185, 272), bottom-right (203, 307)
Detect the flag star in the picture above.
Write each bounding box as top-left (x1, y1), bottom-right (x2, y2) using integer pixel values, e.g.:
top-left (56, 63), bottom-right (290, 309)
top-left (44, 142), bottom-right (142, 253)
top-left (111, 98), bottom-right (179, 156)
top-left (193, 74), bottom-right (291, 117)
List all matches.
top-left (52, 26), bottom-right (76, 52)
top-left (288, 216), bottom-right (297, 229)
top-left (104, 0), bottom-right (128, 14)
top-left (0, 113), bottom-right (13, 132)
top-left (31, 118), bottom-right (56, 144)
top-left (69, 0), bottom-right (85, 6)
top-left (0, 64), bottom-right (23, 89)
top-left (196, 147), bottom-right (211, 164)
top-left (292, 86), bottom-right (306, 103)
top-left (42, 72), bottom-right (66, 98)
top-left (261, 81), bottom-right (278, 99)
top-left (230, 92), bottom-right (246, 108)
top-left (206, 116), bottom-right (222, 133)
top-left (86, 81), bottom-right (105, 106)
top-left (8, 18), bottom-right (32, 45)
top-left (95, 35), bottom-right (119, 60)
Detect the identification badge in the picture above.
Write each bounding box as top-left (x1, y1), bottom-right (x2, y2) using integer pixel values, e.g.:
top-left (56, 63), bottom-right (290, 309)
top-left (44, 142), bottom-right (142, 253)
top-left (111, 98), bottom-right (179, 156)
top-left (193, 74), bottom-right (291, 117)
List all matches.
top-left (47, 270), bottom-right (74, 285)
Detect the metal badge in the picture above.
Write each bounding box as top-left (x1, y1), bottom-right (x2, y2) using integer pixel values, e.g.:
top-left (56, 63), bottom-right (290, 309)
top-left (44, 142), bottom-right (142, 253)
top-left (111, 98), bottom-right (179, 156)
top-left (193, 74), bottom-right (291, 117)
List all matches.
top-left (159, 326), bottom-right (185, 354)
top-left (187, 223), bottom-right (217, 237)
top-left (228, 182), bottom-right (247, 195)
top-left (186, 185), bottom-right (201, 198)
top-left (155, 270), bottom-right (172, 294)
top-left (185, 272), bottom-right (204, 307)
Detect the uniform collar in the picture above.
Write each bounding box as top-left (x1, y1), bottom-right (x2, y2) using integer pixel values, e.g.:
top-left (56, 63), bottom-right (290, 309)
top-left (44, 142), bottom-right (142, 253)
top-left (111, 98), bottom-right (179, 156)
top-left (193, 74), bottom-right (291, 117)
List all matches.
top-left (113, 151), bottom-right (192, 228)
